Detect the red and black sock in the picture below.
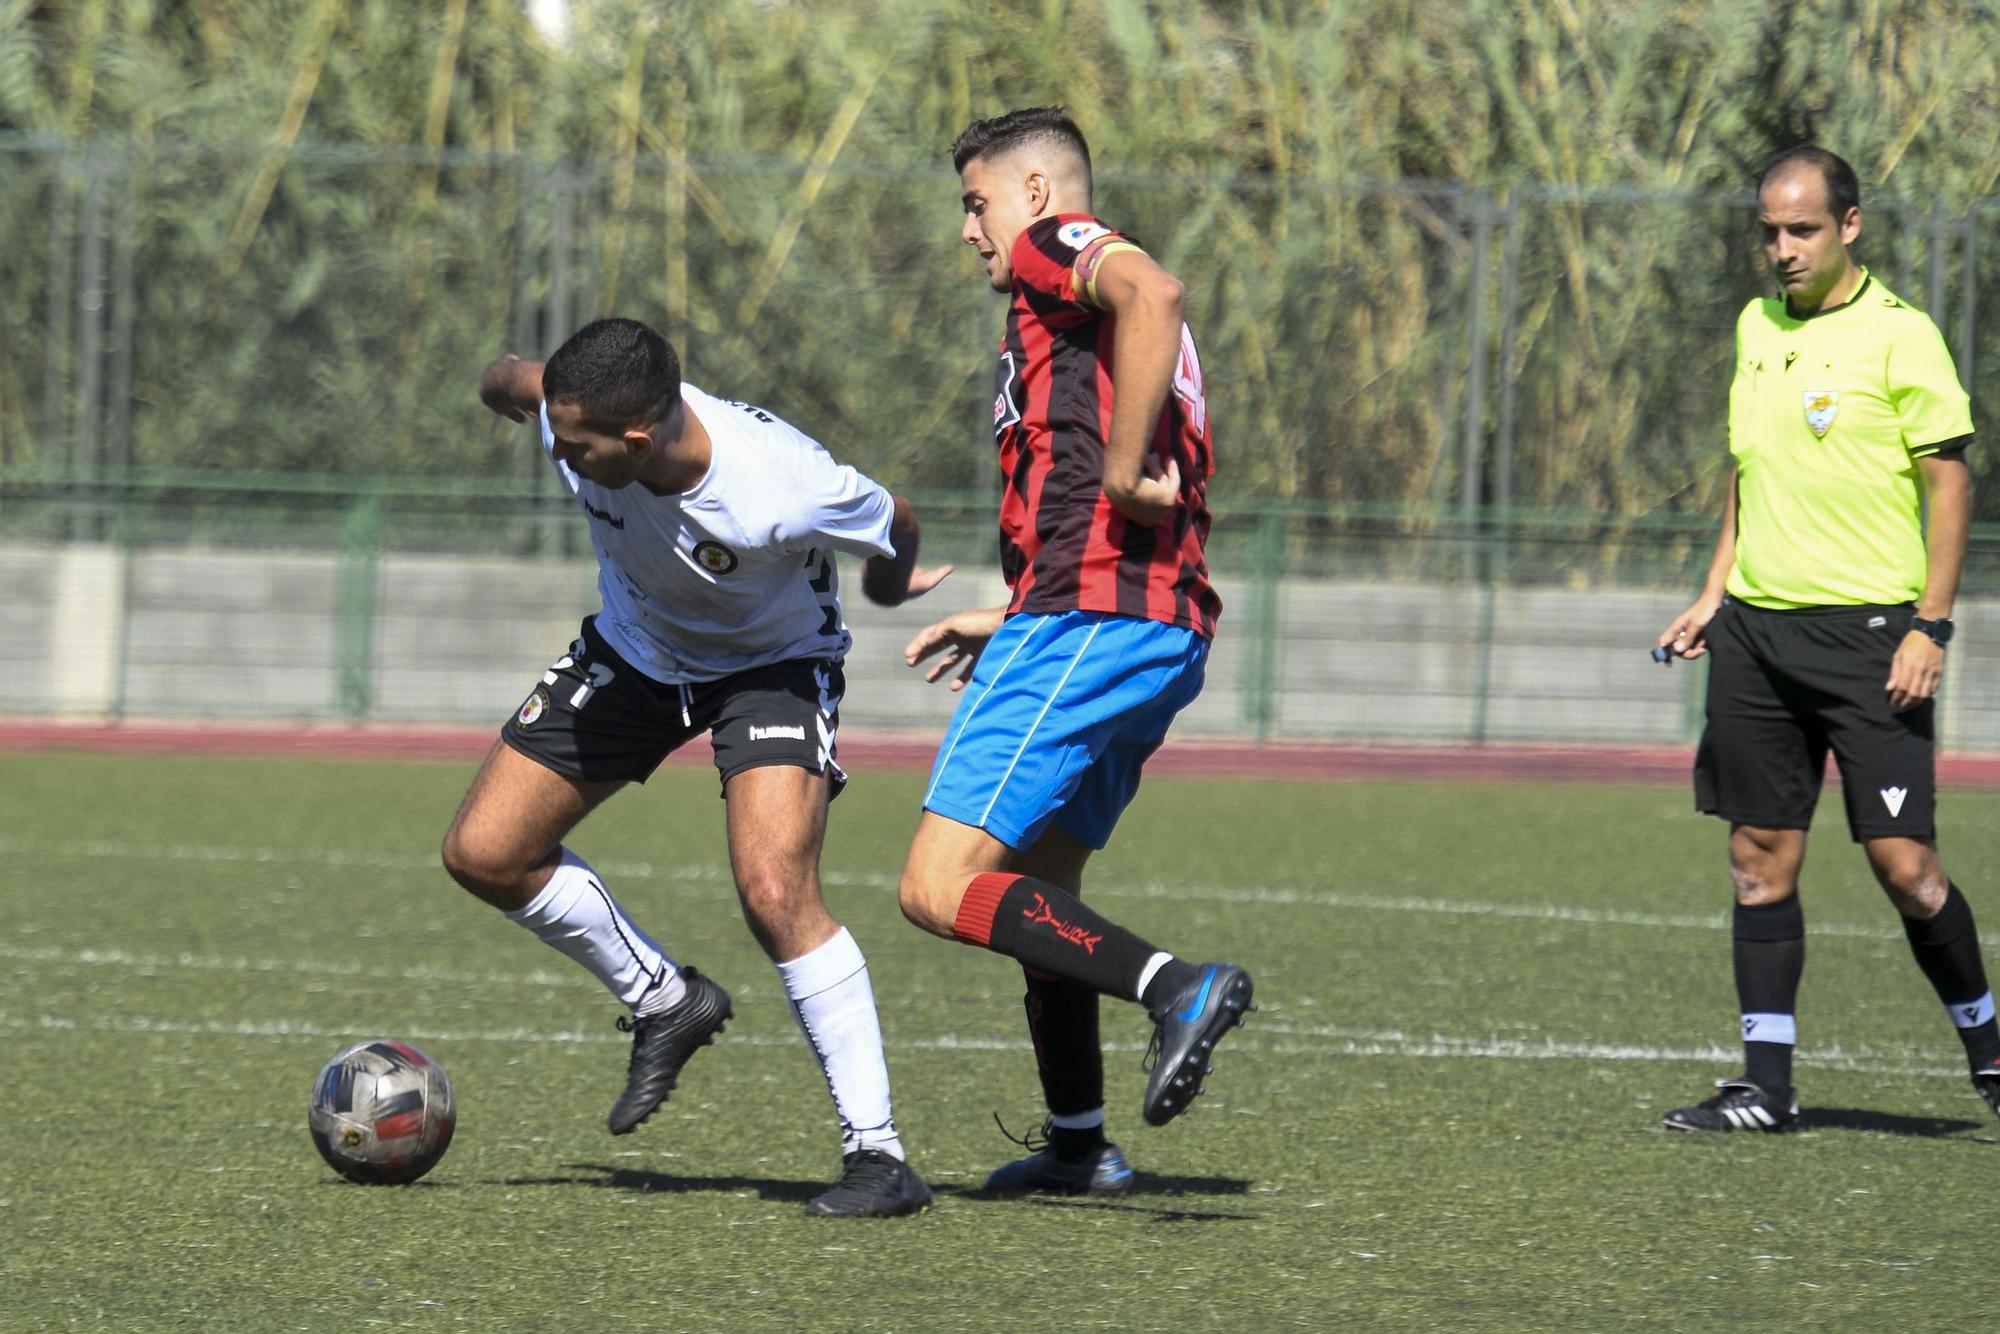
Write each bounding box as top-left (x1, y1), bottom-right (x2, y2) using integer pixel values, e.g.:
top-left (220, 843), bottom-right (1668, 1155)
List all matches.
top-left (954, 872), bottom-right (1165, 1002)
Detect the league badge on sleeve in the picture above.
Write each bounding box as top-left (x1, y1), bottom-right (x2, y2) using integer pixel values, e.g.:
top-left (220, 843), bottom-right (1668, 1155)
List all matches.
top-left (1057, 220), bottom-right (1112, 252)
top-left (1803, 390), bottom-right (1838, 438)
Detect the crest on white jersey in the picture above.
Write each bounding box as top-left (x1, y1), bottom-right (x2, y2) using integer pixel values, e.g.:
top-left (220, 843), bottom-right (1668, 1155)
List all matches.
top-left (1880, 785), bottom-right (1908, 818)
top-left (693, 541), bottom-right (738, 574)
top-left (1803, 390), bottom-right (1838, 437)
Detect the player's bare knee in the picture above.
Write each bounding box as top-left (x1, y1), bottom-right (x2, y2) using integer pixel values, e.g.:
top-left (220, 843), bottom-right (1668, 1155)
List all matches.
top-left (1727, 856), bottom-right (1797, 907)
top-left (734, 865), bottom-right (806, 931)
top-left (896, 867), bottom-right (955, 937)
top-left (440, 825), bottom-right (521, 903)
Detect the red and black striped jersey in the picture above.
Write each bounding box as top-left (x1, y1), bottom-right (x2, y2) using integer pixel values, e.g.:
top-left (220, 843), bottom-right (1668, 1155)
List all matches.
top-left (991, 213), bottom-right (1221, 638)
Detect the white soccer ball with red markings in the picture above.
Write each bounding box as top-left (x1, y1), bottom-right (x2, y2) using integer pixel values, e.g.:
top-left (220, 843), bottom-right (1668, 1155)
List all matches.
top-left (308, 1039), bottom-right (456, 1185)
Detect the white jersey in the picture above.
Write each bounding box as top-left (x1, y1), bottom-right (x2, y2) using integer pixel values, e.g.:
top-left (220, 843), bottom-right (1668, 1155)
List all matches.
top-left (540, 383), bottom-right (895, 684)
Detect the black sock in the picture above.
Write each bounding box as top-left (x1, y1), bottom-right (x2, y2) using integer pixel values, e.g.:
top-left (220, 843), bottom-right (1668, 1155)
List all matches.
top-left (1734, 896), bottom-right (1805, 1097)
top-left (1022, 966), bottom-right (1104, 1151)
top-left (1902, 883), bottom-right (2000, 1067)
top-left (954, 873), bottom-right (1168, 1002)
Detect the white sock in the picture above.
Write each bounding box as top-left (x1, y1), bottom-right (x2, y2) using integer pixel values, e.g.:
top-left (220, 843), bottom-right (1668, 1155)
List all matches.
top-left (778, 927), bottom-right (902, 1160)
top-left (1049, 1109), bottom-right (1104, 1132)
top-left (505, 848), bottom-right (686, 1013)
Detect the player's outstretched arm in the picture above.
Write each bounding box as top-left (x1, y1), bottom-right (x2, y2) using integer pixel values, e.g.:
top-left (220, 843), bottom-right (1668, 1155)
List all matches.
top-left (1657, 468), bottom-right (1737, 662)
top-left (904, 606), bottom-right (1005, 692)
top-left (478, 354), bottom-right (545, 422)
top-left (1084, 245), bottom-right (1185, 528)
top-left (862, 494), bottom-right (955, 607)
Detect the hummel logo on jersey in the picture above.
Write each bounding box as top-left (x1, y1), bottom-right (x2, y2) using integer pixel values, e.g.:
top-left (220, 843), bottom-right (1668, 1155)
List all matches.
top-left (1880, 785), bottom-right (1909, 818)
top-left (749, 724), bottom-right (806, 742)
top-left (582, 498), bottom-right (625, 529)
top-left (992, 351), bottom-right (1022, 434)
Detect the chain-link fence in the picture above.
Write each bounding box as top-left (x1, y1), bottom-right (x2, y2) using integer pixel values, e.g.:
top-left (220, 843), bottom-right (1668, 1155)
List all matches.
top-left (7, 138), bottom-right (2000, 747)
top-left (6, 137), bottom-right (1996, 514)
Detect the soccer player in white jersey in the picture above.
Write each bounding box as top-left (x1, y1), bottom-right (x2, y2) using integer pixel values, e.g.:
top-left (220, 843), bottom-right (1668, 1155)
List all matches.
top-left (444, 317), bottom-right (948, 1216)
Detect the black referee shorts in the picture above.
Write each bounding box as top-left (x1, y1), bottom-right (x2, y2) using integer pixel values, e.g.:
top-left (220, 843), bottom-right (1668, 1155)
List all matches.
top-left (501, 616), bottom-right (848, 797)
top-left (1694, 598), bottom-right (1935, 841)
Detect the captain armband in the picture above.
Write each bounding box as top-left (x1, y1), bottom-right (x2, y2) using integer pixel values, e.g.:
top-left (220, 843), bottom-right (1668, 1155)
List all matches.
top-left (1074, 239), bottom-right (1145, 306)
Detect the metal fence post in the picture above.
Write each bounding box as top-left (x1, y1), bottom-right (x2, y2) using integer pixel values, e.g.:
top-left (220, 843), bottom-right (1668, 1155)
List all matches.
top-left (106, 146), bottom-right (137, 475)
top-left (1493, 199), bottom-right (1522, 579)
top-left (1957, 207), bottom-right (1978, 395)
top-left (43, 148), bottom-right (74, 468)
top-left (1928, 197), bottom-right (1950, 327)
top-left (335, 490), bottom-right (385, 719)
top-left (75, 150), bottom-right (107, 482)
top-left (1244, 511), bottom-right (1284, 740)
top-left (1459, 191), bottom-right (1493, 583)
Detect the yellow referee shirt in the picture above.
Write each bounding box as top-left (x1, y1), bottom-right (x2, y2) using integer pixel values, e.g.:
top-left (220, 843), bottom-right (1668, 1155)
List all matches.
top-left (1726, 271), bottom-right (1973, 608)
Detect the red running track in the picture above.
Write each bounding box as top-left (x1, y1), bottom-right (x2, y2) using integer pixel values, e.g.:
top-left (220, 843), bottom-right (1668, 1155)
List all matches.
top-left (9, 719), bottom-right (2000, 788)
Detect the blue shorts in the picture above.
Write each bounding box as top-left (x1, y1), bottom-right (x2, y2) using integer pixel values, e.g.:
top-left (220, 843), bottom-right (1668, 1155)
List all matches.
top-left (922, 610), bottom-right (1208, 851)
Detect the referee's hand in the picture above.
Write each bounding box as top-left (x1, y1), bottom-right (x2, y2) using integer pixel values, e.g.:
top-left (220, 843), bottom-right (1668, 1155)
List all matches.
top-left (1657, 595), bottom-right (1723, 662)
top-left (1886, 632), bottom-right (1945, 712)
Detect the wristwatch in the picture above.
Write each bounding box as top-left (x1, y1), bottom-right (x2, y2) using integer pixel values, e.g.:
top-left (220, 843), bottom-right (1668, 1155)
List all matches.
top-left (1912, 616), bottom-right (1955, 647)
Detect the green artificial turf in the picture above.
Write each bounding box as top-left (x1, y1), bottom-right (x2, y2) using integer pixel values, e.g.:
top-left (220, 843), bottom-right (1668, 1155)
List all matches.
top-left (3, 751), bottom-right (1997, 1330)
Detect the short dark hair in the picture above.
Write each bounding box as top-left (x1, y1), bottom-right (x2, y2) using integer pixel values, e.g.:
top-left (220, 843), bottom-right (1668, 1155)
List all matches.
top-left (541, 317), bottom-right (682, 431)
top-left (950, 105), bottom-right (1092, 184)
top-left (1758, 145), bottom-right (1861, 216)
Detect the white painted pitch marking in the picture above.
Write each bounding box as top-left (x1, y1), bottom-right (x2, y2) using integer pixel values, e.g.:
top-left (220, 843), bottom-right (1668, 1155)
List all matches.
top-left (0, 835), bottom-right (1935, 943)
top-left (0, 1010), bottom-right (1974, 1080)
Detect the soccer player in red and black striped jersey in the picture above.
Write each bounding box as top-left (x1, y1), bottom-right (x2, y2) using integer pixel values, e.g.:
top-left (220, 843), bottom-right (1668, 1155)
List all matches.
top-left (895, 107), bottom-right (1253, 1195)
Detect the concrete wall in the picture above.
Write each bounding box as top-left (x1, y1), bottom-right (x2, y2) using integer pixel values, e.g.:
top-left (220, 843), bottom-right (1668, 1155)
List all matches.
top-left (19, 540), bottom-right (2000, 749)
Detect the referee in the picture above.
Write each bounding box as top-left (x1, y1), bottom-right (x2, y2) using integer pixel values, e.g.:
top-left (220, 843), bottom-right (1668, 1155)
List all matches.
top-left (1656, 145), bottom-right (1993, 1132)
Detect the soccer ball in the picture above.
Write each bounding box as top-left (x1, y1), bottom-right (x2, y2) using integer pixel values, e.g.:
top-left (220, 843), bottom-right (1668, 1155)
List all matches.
top-left (308, 1039), bottom-right (456, 1185)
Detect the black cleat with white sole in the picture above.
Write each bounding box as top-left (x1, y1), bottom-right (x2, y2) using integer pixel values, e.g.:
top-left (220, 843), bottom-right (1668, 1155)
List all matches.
top-left (806, 1149), bottom-right (933, 1218)
top-left (1661, 1076), bottom-right (1799, 1133)
top-left (1140, 963), bottom-right (1255, 1127)
top-left (608, 967), bottom-right (732, 1135)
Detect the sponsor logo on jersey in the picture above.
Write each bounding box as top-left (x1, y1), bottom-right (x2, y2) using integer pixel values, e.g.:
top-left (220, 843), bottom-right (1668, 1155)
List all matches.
top-left (1803, 390), bottom-right (1838, 437)
top-left (993, 350), bottom-right (1022, 435)
top-left (517, 688), bottom-right (549, 727)
top-left (692, 540), bottom-right (738, 574)
top-left (749, 724), bottom-right (806, 742)
top-left (581, 498), bottom-right (625, 529)
top-left (1057, 220), bottom-right (1112, 252)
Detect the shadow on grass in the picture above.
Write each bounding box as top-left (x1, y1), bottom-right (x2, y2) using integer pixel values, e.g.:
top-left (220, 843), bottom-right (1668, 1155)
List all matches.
top-left (1799, 1106), bottom-right (1988, 1138)
top-left (498, 1165), bottom-right (1258, 1218)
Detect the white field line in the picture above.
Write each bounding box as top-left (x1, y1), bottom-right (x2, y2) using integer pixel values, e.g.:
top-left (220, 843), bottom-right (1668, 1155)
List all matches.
top-left (0, 835), bottom-right (1934, 944)
top-left (0, 1010), bottom-right (1972, 1080)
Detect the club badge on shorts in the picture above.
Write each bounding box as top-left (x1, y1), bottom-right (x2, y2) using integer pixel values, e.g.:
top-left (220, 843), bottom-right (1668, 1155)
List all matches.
top-left (1803, 390), bottom-right (1838, 438)
top-left (517, 688), bottom-right (549, 727)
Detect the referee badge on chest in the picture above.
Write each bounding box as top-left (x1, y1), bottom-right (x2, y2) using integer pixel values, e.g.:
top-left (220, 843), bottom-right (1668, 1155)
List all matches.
top-left (1802, 390), bottom-right (1838, 438)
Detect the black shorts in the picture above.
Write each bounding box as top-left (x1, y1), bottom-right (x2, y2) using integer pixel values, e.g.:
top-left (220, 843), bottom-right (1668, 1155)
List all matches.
top-left (501, 617), bottom-right (847, 795)
top-left (1694, 598), bottom-right (1934, 841)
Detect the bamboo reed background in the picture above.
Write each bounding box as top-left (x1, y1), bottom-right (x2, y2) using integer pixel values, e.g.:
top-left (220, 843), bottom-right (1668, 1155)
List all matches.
top-left (4, 1), bottom-right (2000, 522)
